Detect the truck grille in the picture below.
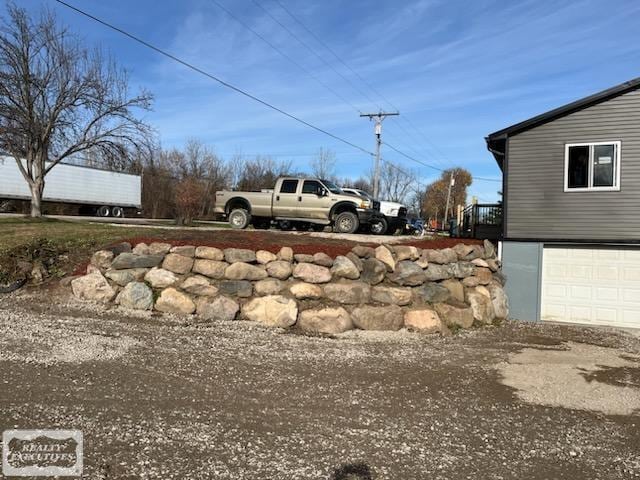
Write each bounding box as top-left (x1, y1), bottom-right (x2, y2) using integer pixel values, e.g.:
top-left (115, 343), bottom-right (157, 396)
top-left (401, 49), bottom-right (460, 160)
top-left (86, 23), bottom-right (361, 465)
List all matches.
top-left (398, 207), bottom-right (407, 218)
top-left (373, 200), bottom-right (381, 211)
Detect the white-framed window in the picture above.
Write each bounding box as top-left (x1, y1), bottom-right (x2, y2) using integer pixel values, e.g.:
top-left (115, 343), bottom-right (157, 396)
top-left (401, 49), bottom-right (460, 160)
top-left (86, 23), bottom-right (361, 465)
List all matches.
top-left (564, 141), bottom-right (621, 192)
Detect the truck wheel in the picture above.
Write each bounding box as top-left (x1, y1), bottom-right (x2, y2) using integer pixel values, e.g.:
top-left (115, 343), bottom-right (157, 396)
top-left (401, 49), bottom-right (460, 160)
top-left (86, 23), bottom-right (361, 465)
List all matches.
top-left (97, 205), bottom-right (110, 217)
top-left (333, 211), bottom-right (359, 234)
top-left (229, 208), bottom-right (251, 229)
top-left (111, 206), bottom-right (124, 218)
top-left (370, 217), bottom-right (388, 235)
top-left (278, 220), bottom-right (294, 231)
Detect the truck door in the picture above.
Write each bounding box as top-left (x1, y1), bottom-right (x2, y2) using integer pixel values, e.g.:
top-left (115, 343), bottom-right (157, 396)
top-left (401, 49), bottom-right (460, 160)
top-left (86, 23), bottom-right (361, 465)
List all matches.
top-left (272, 179), bottom-right (299, 218)
top-left (299, 180), bottom-right (332, 219)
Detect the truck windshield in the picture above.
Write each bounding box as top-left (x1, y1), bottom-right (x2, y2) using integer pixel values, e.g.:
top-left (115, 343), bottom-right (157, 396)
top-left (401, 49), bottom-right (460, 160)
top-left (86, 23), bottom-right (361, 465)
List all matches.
top-left (321, 180), bottom-right (343, 194)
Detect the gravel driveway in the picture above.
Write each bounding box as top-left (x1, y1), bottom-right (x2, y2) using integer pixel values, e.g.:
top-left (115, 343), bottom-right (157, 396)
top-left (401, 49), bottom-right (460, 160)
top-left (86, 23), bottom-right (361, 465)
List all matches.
top-left (0, 288), bottom-right (639, 479)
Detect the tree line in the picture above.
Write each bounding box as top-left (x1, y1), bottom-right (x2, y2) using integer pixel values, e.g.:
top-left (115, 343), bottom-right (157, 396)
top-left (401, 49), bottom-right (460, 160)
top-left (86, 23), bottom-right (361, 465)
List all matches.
top-left (0, 3), bottom-right (476, 224)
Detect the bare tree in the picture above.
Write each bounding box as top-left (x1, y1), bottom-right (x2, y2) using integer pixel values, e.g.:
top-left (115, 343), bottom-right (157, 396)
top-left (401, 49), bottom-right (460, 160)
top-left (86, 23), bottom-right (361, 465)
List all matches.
top-left (0, 4), bottom-right (152, 216)
top-left (235, 156), bottom-right (293, 191)
top-left (310, 147), bottom-right (336, 181)
top-left (379, 161), bottom-right (414, 203)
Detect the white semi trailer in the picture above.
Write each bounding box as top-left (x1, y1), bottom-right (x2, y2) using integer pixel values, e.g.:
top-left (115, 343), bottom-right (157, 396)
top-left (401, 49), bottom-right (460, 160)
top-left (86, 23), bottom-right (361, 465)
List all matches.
top-left (0, 156), bottom-right (142, 217)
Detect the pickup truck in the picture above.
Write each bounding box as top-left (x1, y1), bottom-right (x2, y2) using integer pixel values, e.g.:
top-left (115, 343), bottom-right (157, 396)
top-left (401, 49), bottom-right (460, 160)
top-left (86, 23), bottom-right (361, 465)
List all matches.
top-left (342, 187), bottom-right (407, 235)
top-left (214, 177), bottom-right (381, 234)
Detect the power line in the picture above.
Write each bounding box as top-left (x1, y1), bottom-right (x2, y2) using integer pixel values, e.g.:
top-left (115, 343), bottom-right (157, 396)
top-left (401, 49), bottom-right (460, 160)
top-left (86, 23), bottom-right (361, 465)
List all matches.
top-left (54, 0), bottom-right (374, 158)
top-left (384, 141), bottom-right (501, 182)
top-left (250, 0), bottom-right (378, 113)
top-left (209, 0), bottom-right (362, 114)
top-left (271, 0), bottom-right (384, 112)
top-left (269, 0), bottom-right (453, 171)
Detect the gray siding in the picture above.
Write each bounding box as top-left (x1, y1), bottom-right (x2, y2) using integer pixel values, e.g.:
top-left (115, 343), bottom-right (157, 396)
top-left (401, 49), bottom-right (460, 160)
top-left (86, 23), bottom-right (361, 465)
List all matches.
top-left (506, 88), bottom-right (640, 240)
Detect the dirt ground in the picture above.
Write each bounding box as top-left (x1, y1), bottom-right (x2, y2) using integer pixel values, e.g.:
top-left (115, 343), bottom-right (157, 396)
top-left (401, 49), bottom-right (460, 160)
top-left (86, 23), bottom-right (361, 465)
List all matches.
top-left (1, 288), bottom-right (639, 479)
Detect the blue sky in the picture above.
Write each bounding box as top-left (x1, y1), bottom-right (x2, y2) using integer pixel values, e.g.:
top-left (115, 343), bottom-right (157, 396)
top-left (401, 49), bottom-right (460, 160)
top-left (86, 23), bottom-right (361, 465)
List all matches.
top-left (15, 0), bottom-right (640, 202)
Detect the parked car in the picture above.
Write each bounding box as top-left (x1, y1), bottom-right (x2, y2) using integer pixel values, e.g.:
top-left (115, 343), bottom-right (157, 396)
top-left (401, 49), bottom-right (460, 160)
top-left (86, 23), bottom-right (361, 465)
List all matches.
top-left (341, 187), bottom-right (407, 235)
top-left (214, 177), bottom-right (382, 234)
top-left (0, 156), bottom-right (141, 217)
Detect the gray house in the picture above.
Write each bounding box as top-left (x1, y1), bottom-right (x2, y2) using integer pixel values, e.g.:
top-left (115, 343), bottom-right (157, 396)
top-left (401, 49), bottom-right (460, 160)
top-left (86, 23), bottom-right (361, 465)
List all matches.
top-left (486, 77), bottom-right (640, 329)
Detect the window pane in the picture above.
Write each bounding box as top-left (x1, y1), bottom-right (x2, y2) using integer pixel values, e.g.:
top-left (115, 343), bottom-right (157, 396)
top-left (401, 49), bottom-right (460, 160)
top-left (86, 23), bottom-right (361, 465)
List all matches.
top-left (280, 180), bottom-right (298, 194)
top-left (593, 144), bottom-right (615, 187)
top-left (302, 181), bottom-right (320, 194)
top-left (567, 146), bottom-right (589, 188)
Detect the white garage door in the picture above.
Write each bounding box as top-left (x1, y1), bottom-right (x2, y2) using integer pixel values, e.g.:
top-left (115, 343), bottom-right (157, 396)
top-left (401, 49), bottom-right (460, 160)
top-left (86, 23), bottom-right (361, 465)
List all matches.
top-left (541, 246), bottom-right (640, 328)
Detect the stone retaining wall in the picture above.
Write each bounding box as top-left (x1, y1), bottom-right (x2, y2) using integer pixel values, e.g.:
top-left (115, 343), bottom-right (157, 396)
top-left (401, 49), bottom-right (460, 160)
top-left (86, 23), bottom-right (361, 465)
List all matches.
top-left (70, 240), bottom-right (508, 335)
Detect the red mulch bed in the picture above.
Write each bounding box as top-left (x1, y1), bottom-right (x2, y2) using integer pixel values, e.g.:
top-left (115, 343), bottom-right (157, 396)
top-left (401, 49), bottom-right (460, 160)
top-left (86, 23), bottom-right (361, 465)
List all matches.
top-left (107, 230), bottom-right (483, 258)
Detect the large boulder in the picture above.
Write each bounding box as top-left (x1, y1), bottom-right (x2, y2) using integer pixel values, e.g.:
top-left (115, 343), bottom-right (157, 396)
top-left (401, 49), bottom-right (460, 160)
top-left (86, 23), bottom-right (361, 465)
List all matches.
top-left (218, 280), bottom-right (253, 297)
top-left (351, 305), bottom-right (404, 331)
top-left (111, 253), bottom-right (163, 270)
top-left (192, 259), bottom-right (228, 279)
top-left (107, 242), bottom-right (132, 255)
top-left (105, 268), bottom-right (148, 286)
top-left (467, 290), bottom-right (496, 324)
top-left (225, 262), bottom-right (268, 281)
top-left (404, 309), bottom-right (445, 334)
top-left (313, 252), bottom-right (334, 267)
top-left (323, 281), bottom-right (370, 304)
top-left (453, 243), bottom-right (475, 260)
top-left (293, 263), bottom-right (332, 283)
top-left (393, 245), bottom-right (420, 261)
top-left (71, 271), bottom-right (116, 303)
top-left (471, 258), bottom-right (490, 268)
top-left (331, 256), bottom-right (360, 279)
top-left (224, 248), bottom-right (256, 264)
top-left (148, 242), bottom-right (172, 255)
top-left (195, 246), bottom-right (224, 261)
top-left (413, 283), bottom-right (450, 303)
top-left (162, 253), bottom-right (194, 275)
top-left (441, 279), bottom-right (465, 303)
top-left (484, 239), bottom-right (496, 259)
top-left (132, 243), bottom-right (150, 255)
top-left (116, 282), bottom-right (154, 310)
top-left (90, 250), bottom-right (114, 270)
top-left (424, 264), bottom-right (453, 281)
top-left (196, 296), bottom-right (239, 321)
top-left (451, 262), bottom-right (475, 279)
top-left (374, 245), bottom-right (396, 271)
top-left (170, 245), bottom-right (195, 257)
top-left (415, 251), bottom-right (429, 269)
top-left (277, 246), bottom-right (294, 262)
top-left (256, 250), bottom-right (277, 264)
top-left (351, 245), bottom-right (375, 258)
top-left (434, 302), bottom-right (474, 329)
top-left (424, 248), bottom-right (457, 264)
top-left (297, 307), bottom-right (353, 334)
top-left (371, 286), bottom-right (412, 306)
top-left (254, 278), bottom-right (284, 296)
top-left (181, 275), bottom-right (219, 297)
top-left (360, 258), bottom-right (387, 285)
top-left (242, 295), bottom-right (298, 328)
top-left (488, 282), bottom-right (509, 320)
top-left (155, 288), bottom-right (196, 314)
top-left (346, 252), bottom-right (363, 272)
top-left (387, 261), bottom-right (427, 286)
top-left (266, 261), bottom-right (293, 280)
top-left (289, 282), bottom-right (323, 299)
top-left (294, 254), bottom-right (314, 263)
top-left (474, 267), bottom-right (493, 285)
top-left (144, 267), bottom-right (179, 289)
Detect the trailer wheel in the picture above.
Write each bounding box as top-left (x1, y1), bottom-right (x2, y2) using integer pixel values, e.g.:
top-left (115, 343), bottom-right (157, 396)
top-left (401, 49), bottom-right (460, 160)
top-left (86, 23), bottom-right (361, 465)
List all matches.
top-left (228, 208), bottom-right (251, 229)
top-left (97, 205), bottom-right (110, 217)
top-left (333, 211), bottom-right (359, 234)
top-left (111, 206), bottom-right (124, 218)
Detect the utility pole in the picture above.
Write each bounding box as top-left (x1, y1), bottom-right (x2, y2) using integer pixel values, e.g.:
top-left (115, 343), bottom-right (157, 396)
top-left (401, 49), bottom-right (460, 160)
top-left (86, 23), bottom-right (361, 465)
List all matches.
top-left (444, 172), bottom-right (455, 226)
top-left (360, 111), bottom-right (399, 198)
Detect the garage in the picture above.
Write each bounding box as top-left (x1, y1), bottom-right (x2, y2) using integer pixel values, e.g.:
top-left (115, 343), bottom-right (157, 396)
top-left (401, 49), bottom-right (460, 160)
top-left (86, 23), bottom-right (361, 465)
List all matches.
top-left (541, 245), bottom-right (640, 328)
